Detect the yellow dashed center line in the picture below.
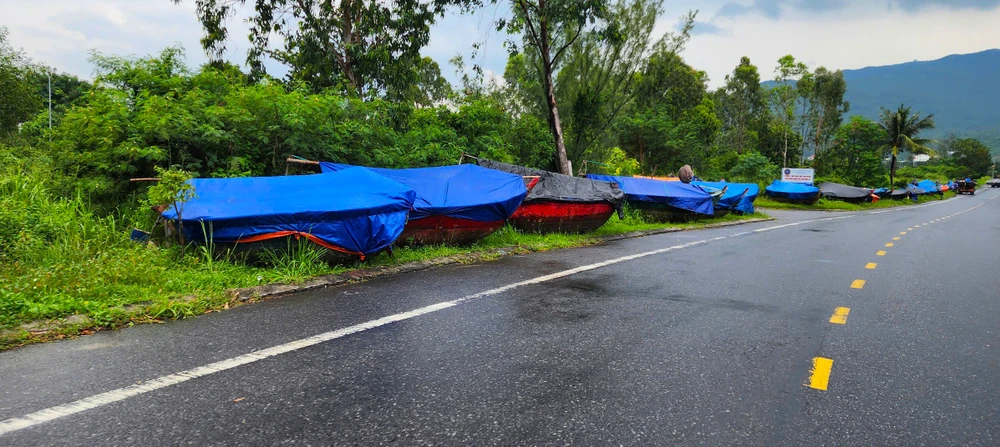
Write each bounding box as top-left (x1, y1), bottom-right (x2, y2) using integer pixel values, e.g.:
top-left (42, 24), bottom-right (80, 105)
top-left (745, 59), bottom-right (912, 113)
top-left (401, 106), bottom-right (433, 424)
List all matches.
top-left (865, 262), bottom-right (877, 269)
top-left (892, 237), bottom-right (900, 241)
top-left (885, 243), bottom-right (894, 247)
top-left (900, 232), bottom-right (907, 235)
top-left (807, 357), bottom-right (834, 390)
top-left (877, 250), bottom-right (887, 256)
top-left (914, 225), bottom-right (921, 228)
top-left (829, 307), bottom-right (851, 325)
top-left (850, 279), bottom-right (866, 289)
top-left (908, 227), bottom-right (914, 230)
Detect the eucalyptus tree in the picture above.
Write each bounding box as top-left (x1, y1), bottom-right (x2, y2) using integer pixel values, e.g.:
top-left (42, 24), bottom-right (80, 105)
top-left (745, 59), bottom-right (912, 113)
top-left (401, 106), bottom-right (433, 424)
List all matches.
top-left (770, 55), bottom-right (807, 167)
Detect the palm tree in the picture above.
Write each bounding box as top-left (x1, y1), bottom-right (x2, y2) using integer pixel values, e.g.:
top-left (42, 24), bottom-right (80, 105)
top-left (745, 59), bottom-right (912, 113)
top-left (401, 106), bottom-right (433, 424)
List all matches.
top-left (877, 104), bottom-right (935, 188)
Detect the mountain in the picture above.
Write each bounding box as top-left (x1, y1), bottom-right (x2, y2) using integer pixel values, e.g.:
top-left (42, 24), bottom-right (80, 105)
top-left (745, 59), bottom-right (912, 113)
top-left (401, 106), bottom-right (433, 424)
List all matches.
top-left (768, 49), bottom-right (1000, 151)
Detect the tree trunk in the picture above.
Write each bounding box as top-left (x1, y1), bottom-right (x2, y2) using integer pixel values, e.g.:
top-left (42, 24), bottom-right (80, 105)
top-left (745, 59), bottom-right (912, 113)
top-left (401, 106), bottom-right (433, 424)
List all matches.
top-left (890, 151), bottom-right (897, 188)
top-left (339, 0), bottom-right (361, 95)
top-left (537, 9), bottom-right (571, 175)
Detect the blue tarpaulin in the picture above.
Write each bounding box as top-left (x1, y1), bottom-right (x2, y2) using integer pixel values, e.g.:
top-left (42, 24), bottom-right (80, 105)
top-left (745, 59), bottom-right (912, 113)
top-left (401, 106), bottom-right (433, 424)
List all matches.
top-left (320, 163), bottom-right (527, 222)
top-left (765, 180), bottom-right (820, 201)
top-left (161, 168), bottom-right (416, 256)
top-left (693, 181), bottom-right (759, 214)
top-left (585, 174), bottom-right (715, 216)
top-left (916, 179), bottom-right (941, 193)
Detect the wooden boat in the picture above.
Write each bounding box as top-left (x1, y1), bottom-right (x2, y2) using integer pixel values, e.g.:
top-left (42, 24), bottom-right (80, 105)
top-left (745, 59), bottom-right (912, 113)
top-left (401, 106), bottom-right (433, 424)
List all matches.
top-left (319, 162), bottom-right (528, 246)
top-left (508, 201), bottom-right (616, 233)
top-left (474, 159), bottom-right (626, 234)
top-left (159, 169), bottom-right (416, 264)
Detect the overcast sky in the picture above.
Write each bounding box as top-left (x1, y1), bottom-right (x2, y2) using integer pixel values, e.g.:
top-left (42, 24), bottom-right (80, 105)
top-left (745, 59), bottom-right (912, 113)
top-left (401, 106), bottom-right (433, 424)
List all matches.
top-left (2, 0), bottom-right (999, 89)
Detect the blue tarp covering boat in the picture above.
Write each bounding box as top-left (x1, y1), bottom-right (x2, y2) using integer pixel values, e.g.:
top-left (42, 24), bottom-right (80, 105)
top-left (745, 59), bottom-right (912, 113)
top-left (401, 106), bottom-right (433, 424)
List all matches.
top-left (162, 168), bottom-right (416, 258)
top-left (915, 179), bottom-right (941, 193)
top-left (765, 180), bottom-right (821, 204)
top-left (585, 174), bottom-right (715, 216)
top-left (692, 181), bottom-right (759, 215)
top-left (320, 163), bottom-right (527, 222)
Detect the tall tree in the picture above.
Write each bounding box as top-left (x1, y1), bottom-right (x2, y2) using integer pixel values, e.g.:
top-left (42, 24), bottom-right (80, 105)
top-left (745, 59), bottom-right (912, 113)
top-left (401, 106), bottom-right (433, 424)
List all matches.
top-left (0, 27), bottom-right (40, 135)
top-left (769, 55), bottom-right (807, 167)
top-left (877, 104), bottom-right (935, 187)
top-left (173, 0), bottom-right (466, 97)
top-left (715, 56), bottom-right (767, 153)
top-left (556, 6), bottom-right (694, 163)
top-left (806, 67), bottom-right (849, 157)
top-left (498, 0), bottom-right (610, 175)
top-left (951, 138), bottom-right (992, 178)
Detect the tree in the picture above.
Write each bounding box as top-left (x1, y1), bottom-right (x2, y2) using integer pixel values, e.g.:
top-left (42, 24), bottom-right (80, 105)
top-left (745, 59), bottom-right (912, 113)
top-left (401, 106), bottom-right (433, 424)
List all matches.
top-left (173, 0), bottom-right (467, 97)
top-left (769, 55), bottom-right (807, 167)
top-left (498, 0), bottom-right (612, 175)
top-left (555, 5), bottom-right (694, 164)
top-left (819, 116), bottom-right (887, 186)
top-left (0, 27), bottom-right (40, 135)
top-left (391, 57), bottom-right (453, 107)
top-left (715, 56), bottom-right (767, 153)
top-left (805, 67), bottom-right (849, 157)
top-left (951, 138), bottom-right (992, 178)
top-left (877, 104), bottom-right (935, 187)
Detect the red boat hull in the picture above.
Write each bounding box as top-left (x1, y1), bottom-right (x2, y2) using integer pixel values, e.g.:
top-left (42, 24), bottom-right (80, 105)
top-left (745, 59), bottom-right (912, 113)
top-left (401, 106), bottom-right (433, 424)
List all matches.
top-left (508, 201), bottom-right (615, 234)
top-left (398, 216), bottom-right (504, 245)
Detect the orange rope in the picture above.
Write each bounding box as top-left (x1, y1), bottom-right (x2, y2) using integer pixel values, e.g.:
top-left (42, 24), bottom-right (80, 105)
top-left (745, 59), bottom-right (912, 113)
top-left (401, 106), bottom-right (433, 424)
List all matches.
top-left (236, 231), bottom-right (366, 260)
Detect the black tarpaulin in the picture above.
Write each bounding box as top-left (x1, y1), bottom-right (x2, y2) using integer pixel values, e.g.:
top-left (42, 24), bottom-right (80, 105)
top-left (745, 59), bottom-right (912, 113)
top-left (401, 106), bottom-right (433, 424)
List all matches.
top-left (819, 182), bottom-right (873, 200)
top-left (475, 159), bottom-right (626, 217)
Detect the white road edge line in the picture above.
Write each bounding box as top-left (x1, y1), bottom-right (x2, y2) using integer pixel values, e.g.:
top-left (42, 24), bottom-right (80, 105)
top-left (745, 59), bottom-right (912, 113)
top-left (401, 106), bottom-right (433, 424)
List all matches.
top-left (0, 192), bottom-right (994, 436)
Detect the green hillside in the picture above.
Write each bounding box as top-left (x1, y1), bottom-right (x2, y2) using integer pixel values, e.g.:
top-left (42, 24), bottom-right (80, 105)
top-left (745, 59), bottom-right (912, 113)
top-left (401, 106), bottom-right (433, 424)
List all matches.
top-left (766, 49), bottom-right (1000, 152)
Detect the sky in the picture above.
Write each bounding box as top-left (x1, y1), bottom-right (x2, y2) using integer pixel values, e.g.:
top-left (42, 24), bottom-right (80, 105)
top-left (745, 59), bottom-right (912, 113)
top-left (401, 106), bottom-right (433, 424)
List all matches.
top-left (2, 0), bottom-right (999, 89)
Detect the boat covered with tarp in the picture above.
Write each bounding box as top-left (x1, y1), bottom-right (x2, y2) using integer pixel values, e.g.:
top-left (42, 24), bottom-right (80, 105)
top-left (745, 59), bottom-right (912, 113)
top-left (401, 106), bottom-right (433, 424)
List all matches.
top-left (874, 187), bottom-right (908, 200)
top-left (474, 159), bottom-right (626, 233)
top-left (819, 182), bottom-right (875, 203)
top-left (586, 174), bottom-right (715, 222)
top-left (765, 180), bottom-right (821, 204)
top-left (915, 179), bottom-right (942, 194)
top-left (320, 162), bottom-right (527, 245)
top-left (161, 168), bottom-right (416, 261)
top-left (692, 181), bottom-right (759, 215)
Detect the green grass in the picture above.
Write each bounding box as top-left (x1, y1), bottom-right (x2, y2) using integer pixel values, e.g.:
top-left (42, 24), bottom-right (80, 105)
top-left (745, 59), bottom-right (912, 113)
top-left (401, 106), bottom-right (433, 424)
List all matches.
top-left (0, 188), bottom-right (766, 348)
top-left (0, 149), bottom-right (772, 349)
top-left (757, 191), bottom-right (956, 211)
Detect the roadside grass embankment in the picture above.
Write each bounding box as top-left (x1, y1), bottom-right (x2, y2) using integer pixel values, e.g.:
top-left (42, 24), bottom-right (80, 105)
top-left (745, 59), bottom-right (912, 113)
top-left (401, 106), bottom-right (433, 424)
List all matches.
top-left (0, 158), bottom-right (769, 351)
top-left (757, 190), bottom-right (958, 211)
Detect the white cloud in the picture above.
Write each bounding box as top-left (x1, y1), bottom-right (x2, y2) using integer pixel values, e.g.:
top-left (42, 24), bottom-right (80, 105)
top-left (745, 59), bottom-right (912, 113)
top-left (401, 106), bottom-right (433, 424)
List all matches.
top-left (2, 0), bottom-right (997, 93)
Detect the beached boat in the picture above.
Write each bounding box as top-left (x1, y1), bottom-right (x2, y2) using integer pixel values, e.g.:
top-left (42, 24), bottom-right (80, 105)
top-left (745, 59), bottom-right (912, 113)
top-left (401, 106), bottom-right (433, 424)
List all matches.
top-left (586, 174), bottom-right (715, 222)
top-left (475, 159), bottom-right (625, 233)
top-left (692, 181), bottom-right (760, 215)
top-left (819, 182), bottom-right (875, 203)
top-left (160, 168), bottom-right (416, 262)
top-left (914, 179), bottom-right (944, 196)
top-left (765, 180), bottom-right (821, 205)
top-left (874, 187), bottom-right (908, 200)
top-left (320, 163), bottom-right (527, 245)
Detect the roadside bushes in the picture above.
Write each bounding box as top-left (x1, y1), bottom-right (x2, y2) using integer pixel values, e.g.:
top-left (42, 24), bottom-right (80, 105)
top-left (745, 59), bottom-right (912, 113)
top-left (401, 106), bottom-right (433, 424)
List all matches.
top-left (34, 47), bottom-right (554, 206)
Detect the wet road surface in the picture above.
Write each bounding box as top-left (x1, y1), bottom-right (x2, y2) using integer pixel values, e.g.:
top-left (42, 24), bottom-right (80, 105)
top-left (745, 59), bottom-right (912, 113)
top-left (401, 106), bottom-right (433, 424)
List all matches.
top-left (2, 189), bottom-right (999, 446)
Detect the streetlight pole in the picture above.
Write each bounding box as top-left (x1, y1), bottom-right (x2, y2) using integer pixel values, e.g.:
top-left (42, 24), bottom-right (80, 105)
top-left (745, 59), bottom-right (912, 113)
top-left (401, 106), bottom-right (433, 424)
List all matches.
top-left (48, 71), bottom-right (52, 132)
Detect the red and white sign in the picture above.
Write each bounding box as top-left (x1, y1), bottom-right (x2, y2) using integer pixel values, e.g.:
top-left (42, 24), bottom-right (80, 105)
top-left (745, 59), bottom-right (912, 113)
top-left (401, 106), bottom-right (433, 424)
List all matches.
top-left (781, 168), bottom-right (814, 183)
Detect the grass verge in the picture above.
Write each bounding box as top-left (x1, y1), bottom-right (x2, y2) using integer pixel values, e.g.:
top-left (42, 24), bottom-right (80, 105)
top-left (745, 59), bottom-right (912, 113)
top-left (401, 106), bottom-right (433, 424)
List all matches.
top-left (757, 190), bottom-right (956, 211)
top-left (1, 206), bottom-right (768, 351)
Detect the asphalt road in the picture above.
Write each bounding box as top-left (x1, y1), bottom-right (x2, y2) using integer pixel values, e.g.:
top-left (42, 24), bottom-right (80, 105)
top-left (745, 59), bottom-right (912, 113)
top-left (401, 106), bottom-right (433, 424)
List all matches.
top-left (2, 190), bottom-right (998, 446)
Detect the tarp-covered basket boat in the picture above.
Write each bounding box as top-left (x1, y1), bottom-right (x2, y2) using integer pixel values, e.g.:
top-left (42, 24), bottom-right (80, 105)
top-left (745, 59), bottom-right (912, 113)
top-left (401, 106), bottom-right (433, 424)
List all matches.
top-left (819, 182), bottom-right (875, 203)
top-left (692, 181), bottom-right (759, 215)
top-left (765, 180), bottom-right (821, 205)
